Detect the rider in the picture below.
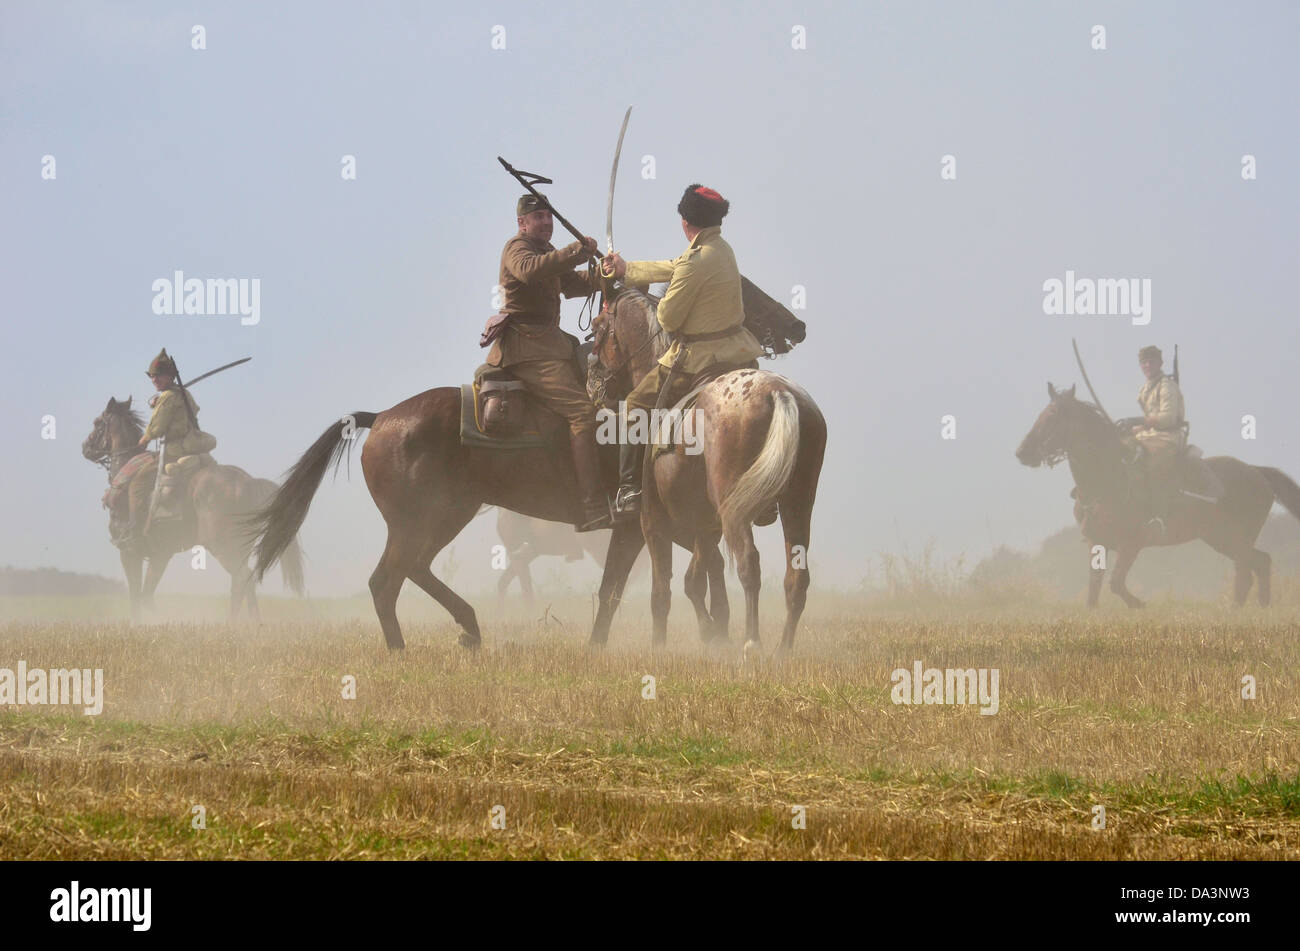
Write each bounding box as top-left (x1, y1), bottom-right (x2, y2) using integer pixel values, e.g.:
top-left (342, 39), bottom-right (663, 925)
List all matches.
top-left (122, 349), bottom-right (202, 549)
top-left (602, 184), bottom-right (764, 516)
top-left (1131, 344), bottom-right (1185, 539)
top-left (487, 194), bottom-right (611, 532)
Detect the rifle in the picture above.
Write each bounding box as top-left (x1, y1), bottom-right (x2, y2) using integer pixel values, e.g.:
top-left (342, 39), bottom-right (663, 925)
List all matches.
top-left (497, 157), bottom-right (603, 264)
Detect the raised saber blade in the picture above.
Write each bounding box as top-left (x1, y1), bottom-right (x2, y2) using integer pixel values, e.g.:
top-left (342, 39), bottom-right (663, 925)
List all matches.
top-left (185, 356), bottom-right (252, 388)
top-left (606, 106), bottom-right (632, 254)
top-left (1071, 338), bottom-right (1115, 424)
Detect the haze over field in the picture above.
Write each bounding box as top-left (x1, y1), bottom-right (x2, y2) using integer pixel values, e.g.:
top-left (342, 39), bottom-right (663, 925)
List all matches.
top-left (3, 1), bottom-right (1298, 598)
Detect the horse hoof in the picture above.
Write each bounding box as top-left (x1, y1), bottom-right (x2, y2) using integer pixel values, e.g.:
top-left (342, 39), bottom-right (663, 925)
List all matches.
top-left (743, 639), bottom-right (762, 662)
top-left (457, 633), bottom-right (481, 651)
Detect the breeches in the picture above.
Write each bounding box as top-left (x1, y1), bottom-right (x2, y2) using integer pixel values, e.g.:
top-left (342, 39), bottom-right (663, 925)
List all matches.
top-left (507, 359), bottom-right (597, 438)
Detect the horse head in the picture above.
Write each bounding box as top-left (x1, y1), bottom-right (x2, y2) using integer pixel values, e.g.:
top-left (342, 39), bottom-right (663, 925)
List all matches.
top-left (1015, 382), bottom-right (1081, 467)
top-left (82, 396), bottom-right (141, 466)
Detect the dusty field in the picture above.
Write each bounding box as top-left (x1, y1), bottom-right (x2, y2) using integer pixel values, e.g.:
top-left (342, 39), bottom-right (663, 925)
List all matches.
top-left (0, 593), bottom-right (1297, 859)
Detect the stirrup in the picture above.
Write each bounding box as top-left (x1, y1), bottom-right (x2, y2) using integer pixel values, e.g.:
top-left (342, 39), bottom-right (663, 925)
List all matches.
top-left (613, 485), bottom-right (642, 517)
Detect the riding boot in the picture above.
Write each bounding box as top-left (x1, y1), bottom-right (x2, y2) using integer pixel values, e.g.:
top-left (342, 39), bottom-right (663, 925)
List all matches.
top-left (615, 442), bottom-right (646, 517)
top-left (570, 431), bottom-right (612, 532)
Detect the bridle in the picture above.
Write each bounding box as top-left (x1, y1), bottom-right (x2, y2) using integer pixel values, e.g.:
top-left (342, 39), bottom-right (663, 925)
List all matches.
top-left (587, 294), bottom-right (665, 410)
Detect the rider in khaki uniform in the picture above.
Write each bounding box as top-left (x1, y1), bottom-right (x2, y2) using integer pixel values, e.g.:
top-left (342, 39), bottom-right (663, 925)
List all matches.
top-left (1131, 345), bottom-right (1186, 537)
top-left (123, 348), bottom-right (201, 549)
top-left (489, 194), bottom-right (610, 531)
top-left (603, 184), bottom-right (764, 514)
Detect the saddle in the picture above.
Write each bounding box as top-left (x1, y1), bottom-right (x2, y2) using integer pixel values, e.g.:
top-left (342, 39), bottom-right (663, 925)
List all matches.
top-left (460, 365), bottom-right (562, 450)
top-left (650, 362), bottom-right (760, 459)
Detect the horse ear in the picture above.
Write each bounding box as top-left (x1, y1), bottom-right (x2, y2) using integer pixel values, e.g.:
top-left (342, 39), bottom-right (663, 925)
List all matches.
top-left (1065, 384), bottom-right (1076, 399)
top-left (125, 395), bottom-right (133, 407)
top-left (1047, 382), bottom-right (1057, 400)
top-left (106, 397), bottom-right (118, 410)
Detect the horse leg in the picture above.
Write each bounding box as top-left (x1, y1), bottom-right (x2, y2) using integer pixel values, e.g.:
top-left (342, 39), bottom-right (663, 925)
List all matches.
top-left (646, 522), bottom-right (674, 649)
top-left (1253, 550), bottom-right (1271, 606)
top-left (407, 568), bottom-right (481, 649)
top-left (777, 498), bottom-right (813, 656)
top-left (212, 547), bottom-right (256, 623)
top-left (590, 521), bottom-right (644, 647)
top-left (1108, 545), bottom-right (1145, 609)
top-left (369, 529), bottom-right (424, 650)
top-left (683, 541), bottom-right (714, 643)
top-left (406, 508), bottom-right (483, 648)
top-left (142, 553), bottom-right (172, 614)
top-left (120, 548), bottom-right (144, 623)
top-left (517, 558), bottom-right (535, 605)
top-left (731, 523), bottom-right (762, 652)
top-left (1087, 557), bottom-right (1106, 609)
top-left (703, 539), bottom-right (730, 643)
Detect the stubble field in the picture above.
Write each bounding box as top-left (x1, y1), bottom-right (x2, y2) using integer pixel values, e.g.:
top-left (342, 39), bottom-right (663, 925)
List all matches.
top-left (1, 593), bottom-right (1297, 860)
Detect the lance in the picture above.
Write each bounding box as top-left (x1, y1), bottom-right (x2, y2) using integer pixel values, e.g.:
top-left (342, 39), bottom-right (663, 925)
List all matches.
top-left (1173, 344), bottom-right (1179, 384)
top-left (497, 157), bottom-right (603, 263)
top-left (1071, 338), bottom-right (1115, 425)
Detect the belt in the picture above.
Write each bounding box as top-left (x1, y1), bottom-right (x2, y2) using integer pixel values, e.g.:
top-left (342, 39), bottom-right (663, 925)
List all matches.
top-left (678, 324), bottom-right (743, 343)
top-left (505, 312), bottom-right (554, 326)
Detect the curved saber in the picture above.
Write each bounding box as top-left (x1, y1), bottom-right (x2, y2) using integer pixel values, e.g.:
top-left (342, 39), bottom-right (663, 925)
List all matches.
top-left (606, 106), bottom-right (632, 254)
top-left (1071, 338), bottom-right (1115, 424)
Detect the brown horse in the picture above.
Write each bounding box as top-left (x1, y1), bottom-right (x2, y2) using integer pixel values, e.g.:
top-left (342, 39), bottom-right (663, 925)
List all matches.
top-left (586, 290), bottom-right (827, 655)
top-left (1015, 383), bottom-right (1300, 607)
top-left (82, 396), bottom-right (305, 621)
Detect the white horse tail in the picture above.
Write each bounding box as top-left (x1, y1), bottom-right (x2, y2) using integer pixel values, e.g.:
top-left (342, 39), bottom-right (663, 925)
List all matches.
top-left (718, 389), bottom-right (800, 543)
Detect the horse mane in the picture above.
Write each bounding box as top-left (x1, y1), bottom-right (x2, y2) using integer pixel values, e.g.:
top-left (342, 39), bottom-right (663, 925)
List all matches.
top-left (617, 289), bottom-right (671, 362)
top-left (109, 400), bottom-right (146, 435)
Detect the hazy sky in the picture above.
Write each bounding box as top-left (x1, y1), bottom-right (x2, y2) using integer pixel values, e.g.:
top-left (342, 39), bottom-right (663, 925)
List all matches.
top-left (3, 1), bottom-right (1298, 599)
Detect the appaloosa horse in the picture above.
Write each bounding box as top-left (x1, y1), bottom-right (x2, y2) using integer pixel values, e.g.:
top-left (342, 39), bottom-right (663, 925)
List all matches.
top-left (586, 290), bottom-right (827, 655)
top-left (82, 396), bottom-right (305, 620)
top-left (1016, 383), bottom-right (1300, 607)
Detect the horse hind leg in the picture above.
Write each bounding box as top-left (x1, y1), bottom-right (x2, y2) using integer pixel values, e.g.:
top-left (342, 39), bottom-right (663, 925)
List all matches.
top-left (683, 542), bottom-right (715, 644)
top-left (369, 530), bottom-right (423, 650)
top-left (703, 536), bottom-right (729, 643)
top-left (725, 522), bottom-right (762, 654)
top-left (777, 498), bottom-right (813, 656)
top-left (406, 507), bottom-right (484, 649)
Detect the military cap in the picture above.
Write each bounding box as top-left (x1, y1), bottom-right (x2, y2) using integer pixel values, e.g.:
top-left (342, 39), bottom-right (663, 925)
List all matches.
top-left (1138, 345), bottom-right (1162, 362)
top-left (517, 193), bottom-right (551, 216)
top-left (146, 347), bottom-right (177, 378)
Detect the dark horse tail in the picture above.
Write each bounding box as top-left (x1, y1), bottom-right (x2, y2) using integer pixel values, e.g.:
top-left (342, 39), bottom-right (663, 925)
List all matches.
top-left (1259, 467), bottom-right (1300, 522)
top-left (252, 412), bottom-right (377, 582)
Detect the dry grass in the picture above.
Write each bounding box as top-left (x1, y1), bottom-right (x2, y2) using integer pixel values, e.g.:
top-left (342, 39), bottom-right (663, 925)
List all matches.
top-left (0, 595), bottom-right (1297, 859)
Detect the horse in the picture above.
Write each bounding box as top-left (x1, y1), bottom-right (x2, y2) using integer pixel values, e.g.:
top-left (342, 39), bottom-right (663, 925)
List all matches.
top-left (82, 396), bottom-right (305, 621)
top-left (1015, 383), bottom-right (1300, 607)
top-left (585, 289), bottom-right (827, 655)
top-left (493, 508), bottom-right (646, 603)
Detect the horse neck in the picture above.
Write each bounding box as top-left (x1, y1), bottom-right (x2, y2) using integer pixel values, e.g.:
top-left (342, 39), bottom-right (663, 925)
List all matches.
top-left (1065, 407), bottom-right (1128, 500)
top-left (108, 416), bottom-right (145, 479)
top-left (616, 292), bottom-right (665, 387)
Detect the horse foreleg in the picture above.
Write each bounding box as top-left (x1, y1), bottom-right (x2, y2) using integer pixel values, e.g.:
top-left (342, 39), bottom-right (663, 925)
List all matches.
top-left (1108, 545), bottom-right (1145, 609)
top-left (703, 536), bottom-right (729, 643)
top-left (590, 521), bottom-right (644, 647)
top-left (142, 553), bottom-right (171, 614)
top-left (1087, 555), bottom-right (1106, 609)
top-left (1253, 549), bottom-right (1272, 606)
top-left (120, 548), bottom-right (144, 623)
